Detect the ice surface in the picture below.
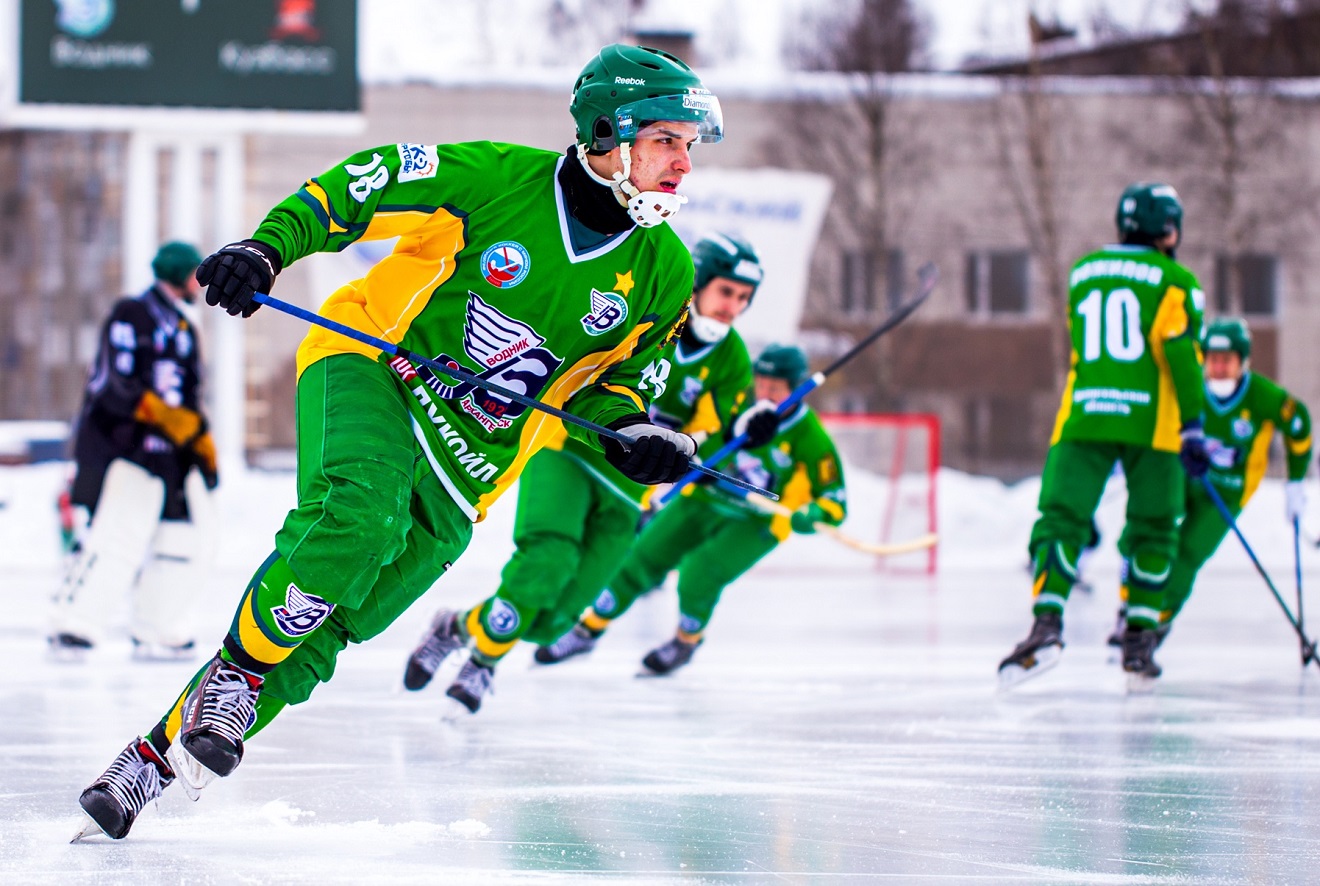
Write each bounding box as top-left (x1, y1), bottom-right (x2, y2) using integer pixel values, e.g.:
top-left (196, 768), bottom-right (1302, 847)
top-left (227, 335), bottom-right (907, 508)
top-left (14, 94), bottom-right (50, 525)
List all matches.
top-left (3, 463), bottom-right (1320, 883)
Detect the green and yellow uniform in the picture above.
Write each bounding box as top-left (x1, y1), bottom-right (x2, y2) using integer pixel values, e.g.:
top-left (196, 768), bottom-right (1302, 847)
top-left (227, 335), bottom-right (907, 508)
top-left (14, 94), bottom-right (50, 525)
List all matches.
top-left (1030, 244), bottom-right (1205, 628)
top-left (460, 328), bottom-right (753, 663)
top-left (583, 401), bottom-right (846, 640)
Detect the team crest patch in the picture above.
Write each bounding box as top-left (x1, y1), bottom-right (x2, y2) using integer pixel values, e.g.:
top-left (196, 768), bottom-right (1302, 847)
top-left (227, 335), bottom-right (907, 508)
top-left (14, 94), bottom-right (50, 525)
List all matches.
top-left (594, 589), bottom-right (618, 616)
top-left (1232, 418), bottom-right (1254, 439)
top-left (481, 241), bottom-right (531, 289)
top-left (581, 288), bottom-right (629, 336)
top-left (413, 293), bottom-right (562, 432)
top-left (271, 584), bottom-right (334, 638)
top-left (396, 144), bottom-right (439, 183)
top-left (487, 599), bottom-right (520, 638)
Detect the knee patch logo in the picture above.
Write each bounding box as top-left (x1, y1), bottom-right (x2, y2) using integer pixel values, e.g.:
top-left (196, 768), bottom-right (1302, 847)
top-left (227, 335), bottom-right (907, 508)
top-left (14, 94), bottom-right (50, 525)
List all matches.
top-left (486, 598), bottom-right (520, 638)
top-left (594, 589), bottom-right (617, 616)
top-left (271, 584), bottom-right (333, 637)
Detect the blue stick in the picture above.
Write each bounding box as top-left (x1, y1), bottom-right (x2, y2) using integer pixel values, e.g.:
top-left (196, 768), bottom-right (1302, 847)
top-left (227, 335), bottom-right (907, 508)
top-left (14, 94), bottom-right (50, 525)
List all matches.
top-left (1295, 517), bottom-right (1310, 665)
top-left (1201, 477), bottom-right (1319, 669)
top-left (250, 292), bottom-right (775, 499)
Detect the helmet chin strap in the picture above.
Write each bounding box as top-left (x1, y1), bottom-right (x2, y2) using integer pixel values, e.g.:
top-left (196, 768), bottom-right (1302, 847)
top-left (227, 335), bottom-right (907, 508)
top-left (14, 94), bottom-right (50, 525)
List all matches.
top-left (575, 144), bottom-right (686, 228)
top-left (686, 299), bottom-right (730, 344)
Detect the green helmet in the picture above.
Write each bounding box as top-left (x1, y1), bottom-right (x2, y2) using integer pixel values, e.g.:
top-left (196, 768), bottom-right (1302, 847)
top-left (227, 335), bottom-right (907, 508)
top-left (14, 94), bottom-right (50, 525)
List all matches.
top-left (570, 44), bottom-right (724, 152)
top-left (1203, 317), bottom-right (1251, 360)
top-left (754, 343), bottom-right (809, 388)
top-left (693, 233), bottom-right (763, 296)
top-left (151, 241), bottom-right (203, 286)
top-left (1115, 182), bottom-right (1183, 240)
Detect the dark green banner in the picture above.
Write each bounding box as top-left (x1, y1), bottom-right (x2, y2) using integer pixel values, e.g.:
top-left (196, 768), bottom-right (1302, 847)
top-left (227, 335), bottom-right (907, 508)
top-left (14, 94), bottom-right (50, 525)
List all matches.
top-left (21, 0), bottom-right (358, 112)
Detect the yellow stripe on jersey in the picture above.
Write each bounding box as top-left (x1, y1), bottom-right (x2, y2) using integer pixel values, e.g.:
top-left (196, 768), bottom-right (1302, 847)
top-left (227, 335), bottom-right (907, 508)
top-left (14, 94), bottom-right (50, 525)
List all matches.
top-left (683, 391), bottom-right (723, 439)
top-left (472, 321), bottom-right (656, 521)
top-left (303, 181), bottom-right (348, 234)
top-left (1287, 433), bottom-right (1312, 456)
top-left (295, 207), bottom-right (469, 378)
top-left (1049, 363), bottom-right (1078, 446)
top-left (773, 462), bottom-right (814, 541)
top-left (601, 384), bottom-right (645, 411)
top-left (1242, 419), bottom-right (1276, 505)
top-left (1147, 286), bottom-right (1191, 453)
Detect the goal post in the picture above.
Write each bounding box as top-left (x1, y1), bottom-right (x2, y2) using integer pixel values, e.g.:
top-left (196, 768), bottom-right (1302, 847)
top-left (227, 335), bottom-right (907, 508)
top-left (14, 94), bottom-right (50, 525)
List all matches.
top-left (820, 413), bottom-right (940, 574)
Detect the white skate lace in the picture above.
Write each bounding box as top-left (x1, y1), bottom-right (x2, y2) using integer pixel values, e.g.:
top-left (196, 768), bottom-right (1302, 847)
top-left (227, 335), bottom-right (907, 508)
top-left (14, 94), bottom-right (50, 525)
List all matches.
top-left (652, 639), bottom-right (685, 668)
top-left (97, 745), bottom-right (166, 817)
top-left (452, 661), bottom-right (494, 699)
top-left (546, 628), bottom-right (595, 659)
top-left (411, 615), bottom-right (462, 675)
top-left (198, 666), bottom-right (259, 744)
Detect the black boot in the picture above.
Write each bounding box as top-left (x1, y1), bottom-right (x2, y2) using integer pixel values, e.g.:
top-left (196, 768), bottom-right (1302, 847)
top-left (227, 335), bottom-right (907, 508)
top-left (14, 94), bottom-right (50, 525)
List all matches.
top-left (997, 612), bottom-right (1064, 687)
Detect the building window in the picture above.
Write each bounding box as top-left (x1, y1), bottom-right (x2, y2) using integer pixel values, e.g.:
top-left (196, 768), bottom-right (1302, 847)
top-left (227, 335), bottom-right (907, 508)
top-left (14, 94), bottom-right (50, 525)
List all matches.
top-left (965, 250), bottom-right (1030, 316)
top-left (1214, 253), bottom-right (1278, 317)
top-left (842, 248), bottom-right (905, 315)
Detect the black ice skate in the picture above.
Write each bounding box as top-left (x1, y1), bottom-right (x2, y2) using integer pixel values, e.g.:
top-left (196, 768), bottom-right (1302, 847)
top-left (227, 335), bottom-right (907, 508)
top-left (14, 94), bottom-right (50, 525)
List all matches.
top-left (132, 637), bottom-right (197, 663)
top-left (48, 632), bottom-right (93, 662)
top-left (533, 625), bottom-right (598, 665)
top-left (1106, 607), bottom-right (1127, 649)
top-left (167, 654), bottom-right (262, 797)
top-left (997, 612), bottom-right (1064, 689)
top-left (403, 609), bottom-right (466, 691)
top-left (73, 737), bottom-right (174, 841)
top-left (444, 659), bottom-right (495, 716)
top-left (1121, 625), bottom-right (1163, 693)
top-left (640, 636), bottom-right (701, 676)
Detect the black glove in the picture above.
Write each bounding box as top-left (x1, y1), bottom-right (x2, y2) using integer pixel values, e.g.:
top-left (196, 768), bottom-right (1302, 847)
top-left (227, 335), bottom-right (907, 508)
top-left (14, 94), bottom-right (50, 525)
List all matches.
top-left (601, 414), bottom-right (696, 484)
top-left (196, 239), bottom-right (282, 318)
top-left (729, 399), bottom-right (781, 449)
top-left (1179, 419), bottom-right (1210, 478)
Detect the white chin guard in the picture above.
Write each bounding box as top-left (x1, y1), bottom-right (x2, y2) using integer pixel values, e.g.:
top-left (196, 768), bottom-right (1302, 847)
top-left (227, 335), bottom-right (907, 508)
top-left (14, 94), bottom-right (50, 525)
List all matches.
top-left (1207, 378), bottom-right (1240, 399)
top-left (687, 310), bottom-right (730, 344)
top-left (627, 190), bottom-right (686, 228)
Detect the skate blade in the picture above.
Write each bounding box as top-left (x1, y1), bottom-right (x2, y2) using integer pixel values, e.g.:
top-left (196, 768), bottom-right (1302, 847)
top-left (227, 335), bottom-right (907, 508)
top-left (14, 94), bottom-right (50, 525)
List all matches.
top-left (165, 742), bottom-right (218, 801)
top-left (1126, 673), bottom-right (1159, 695)
top-left (70, 813), bottom-right (105, 843)
top-left (996, 646), bottom-right (1062, 691)
top-left (439, 697), bottom-right (475, 722)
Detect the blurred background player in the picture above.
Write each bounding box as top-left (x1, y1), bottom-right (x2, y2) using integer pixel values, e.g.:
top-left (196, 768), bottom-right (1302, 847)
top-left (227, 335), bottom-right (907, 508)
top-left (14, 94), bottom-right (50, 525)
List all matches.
top-left (49, 242), bottom-right (217, 663)
top-left (998, 182), bottom-right (1207, 689)
top-left (537, 343), bottom-right (847, 676)
top-left (400, 232), bottom-right (775, 713)
top-left (1107, 317), bottom-right (1311, 649)
top-left (74, 43), bottom-right (720, 841)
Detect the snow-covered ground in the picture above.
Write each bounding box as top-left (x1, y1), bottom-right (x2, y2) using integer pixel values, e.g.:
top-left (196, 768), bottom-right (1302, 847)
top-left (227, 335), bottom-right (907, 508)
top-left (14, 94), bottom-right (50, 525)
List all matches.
top-left (3, 461), bottom-right (1319, 883)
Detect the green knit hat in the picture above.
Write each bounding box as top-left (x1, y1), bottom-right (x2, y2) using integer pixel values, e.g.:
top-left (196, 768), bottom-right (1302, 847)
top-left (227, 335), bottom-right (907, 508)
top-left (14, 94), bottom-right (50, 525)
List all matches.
top-left (152, 241), bottom-right (203, 287)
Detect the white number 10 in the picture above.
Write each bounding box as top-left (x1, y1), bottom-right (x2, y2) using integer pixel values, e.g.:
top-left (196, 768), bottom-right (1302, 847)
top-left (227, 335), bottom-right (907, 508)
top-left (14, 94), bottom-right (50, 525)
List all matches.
top-left (1077, 288), bottom-right (1144, 362)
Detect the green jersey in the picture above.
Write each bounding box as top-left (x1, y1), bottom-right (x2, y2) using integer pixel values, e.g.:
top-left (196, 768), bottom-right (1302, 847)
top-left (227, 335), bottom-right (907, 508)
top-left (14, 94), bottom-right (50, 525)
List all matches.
top-left (1204, 372), bottom-right (1312, 508)
top-left (1051, 245), bottom-right (1206, 452)
top-left (691, 402), bottom-right (847, 542)
top-left (555, 329), bottom-right (753, 508)
top-left (253, 142), bottom-right (692, 521)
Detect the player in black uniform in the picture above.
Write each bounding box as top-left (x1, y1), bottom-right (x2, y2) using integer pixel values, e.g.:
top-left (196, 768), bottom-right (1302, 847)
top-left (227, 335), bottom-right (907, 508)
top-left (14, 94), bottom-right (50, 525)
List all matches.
top-left (50, 242), bottom-right (219, 661)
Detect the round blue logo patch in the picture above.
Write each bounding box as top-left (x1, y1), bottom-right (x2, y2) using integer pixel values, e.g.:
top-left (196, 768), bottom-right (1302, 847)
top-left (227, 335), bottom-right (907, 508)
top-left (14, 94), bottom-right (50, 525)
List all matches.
top-left (481, 241), bottom-right (531, 289)
top-left (55, 0), bottom-right (115, 38)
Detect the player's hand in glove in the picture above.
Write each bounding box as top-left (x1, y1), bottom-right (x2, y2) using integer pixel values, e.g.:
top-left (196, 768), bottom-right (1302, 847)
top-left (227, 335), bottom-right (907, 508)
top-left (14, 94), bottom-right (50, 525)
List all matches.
top-left (1179, 419), bottom-right (1210, 478)
top-left (790, 502), bottom-right (828, 535)
top-left (1286, 480), bottom-right (1307, 523)
top-left (191, 431), bottom-right (219, 490)
top-left (135, 391), bottom-right (204, 447)
top-left (730, 399), bottom-right (781, 449)
top-left (601, 414), bottom-right (696, 484)
top-left (195, 239), bottom-right (282, 318)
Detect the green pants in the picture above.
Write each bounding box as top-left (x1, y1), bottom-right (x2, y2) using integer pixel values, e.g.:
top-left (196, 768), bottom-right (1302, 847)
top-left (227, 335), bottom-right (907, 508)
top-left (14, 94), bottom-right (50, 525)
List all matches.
top-left (1119, 480), bottom-right (1236, 625)
top-left (155, 355), bottom-right (474, 746)
top-left (465, 447), bottom-right (638, 665)
top-left (1029, 440), bottom-right (1183, 628)
top-left (590, 494), bottom-right (779, 635)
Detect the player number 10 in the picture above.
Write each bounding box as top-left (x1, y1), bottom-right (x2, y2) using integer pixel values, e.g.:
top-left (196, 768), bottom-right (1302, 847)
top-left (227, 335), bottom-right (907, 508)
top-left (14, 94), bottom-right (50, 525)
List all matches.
top-left (1077, 287), bottom-right (1144, 362)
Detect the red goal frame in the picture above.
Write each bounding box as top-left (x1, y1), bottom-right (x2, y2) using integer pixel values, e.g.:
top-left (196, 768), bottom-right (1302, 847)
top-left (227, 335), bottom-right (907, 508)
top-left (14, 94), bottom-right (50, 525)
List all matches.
top-left (820, 413), bottom-right (940, 575)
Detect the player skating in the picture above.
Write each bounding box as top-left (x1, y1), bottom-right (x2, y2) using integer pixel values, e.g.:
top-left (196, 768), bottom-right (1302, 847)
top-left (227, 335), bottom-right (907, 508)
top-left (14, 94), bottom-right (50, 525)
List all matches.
top-left (74, 43), bottom-right (724, 840)
top-left (998, 182), bottom-right (1208, 690)
top-left (537, 343), bottom-right (847, 676)
top-left (50, 242), bottom-right (218, 663)
top-left (401, 233), bottom-right (778, 713)
top-left (1105, 318), bottom-right (1311, 649)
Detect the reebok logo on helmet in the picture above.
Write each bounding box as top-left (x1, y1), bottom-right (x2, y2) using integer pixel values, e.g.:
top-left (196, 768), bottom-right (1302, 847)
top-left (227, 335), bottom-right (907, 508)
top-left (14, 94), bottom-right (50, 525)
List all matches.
top-left (614, 76), bottom-right (646, 85)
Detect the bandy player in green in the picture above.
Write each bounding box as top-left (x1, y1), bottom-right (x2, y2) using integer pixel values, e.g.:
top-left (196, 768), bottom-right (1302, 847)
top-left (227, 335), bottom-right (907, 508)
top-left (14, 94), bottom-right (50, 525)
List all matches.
top-left (536, 344), bottom-right (848, 675)
top-left (998, 182), bottom-right (1209, 688)
top-left (75, 44), bottom-right (726, 841)
top-left (399, 234), bottom-right (779, 713)
top-left (1107, 318), bottom-right (1311, 647)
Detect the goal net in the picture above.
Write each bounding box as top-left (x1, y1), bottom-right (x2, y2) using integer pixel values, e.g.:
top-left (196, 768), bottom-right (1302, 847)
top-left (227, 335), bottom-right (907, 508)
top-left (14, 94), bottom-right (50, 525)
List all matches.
top-left (820, 413), bottom-right (940, 574)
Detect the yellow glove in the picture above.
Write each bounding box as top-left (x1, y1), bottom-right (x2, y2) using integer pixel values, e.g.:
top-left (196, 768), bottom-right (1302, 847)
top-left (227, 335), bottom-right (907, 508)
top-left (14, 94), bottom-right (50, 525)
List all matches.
top-left (134, 391), bottom-right (203, 446)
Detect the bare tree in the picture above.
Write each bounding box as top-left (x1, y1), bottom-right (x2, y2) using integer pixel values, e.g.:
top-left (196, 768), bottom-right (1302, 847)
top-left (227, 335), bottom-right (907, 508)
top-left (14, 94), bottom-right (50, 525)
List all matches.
top-left (768, 0), bottom-right (931, 410)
